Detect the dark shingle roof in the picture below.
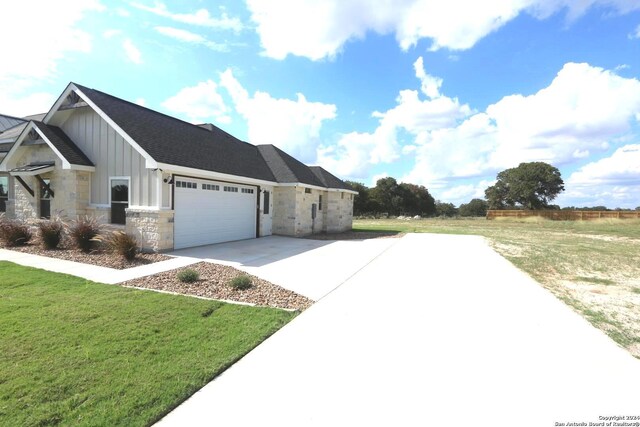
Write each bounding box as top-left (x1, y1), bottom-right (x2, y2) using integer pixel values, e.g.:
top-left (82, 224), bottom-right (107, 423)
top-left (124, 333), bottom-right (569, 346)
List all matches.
top-left (70, 83), bottom-right (351, 190)
top-left (73, 83), bottom-right (276, 182)
top-left (257, 145), bottom-right (326, 187)
top-left (32, 121), bottom-right (94, 167)
top-left (309, 166), bottom-right (353, 191)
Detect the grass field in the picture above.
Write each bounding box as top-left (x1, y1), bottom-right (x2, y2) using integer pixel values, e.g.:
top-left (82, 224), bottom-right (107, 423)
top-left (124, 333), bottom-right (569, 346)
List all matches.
top-left (354, 217), bottom-right (640, 358)
top-left (0, 262), bottom-right (296, 426)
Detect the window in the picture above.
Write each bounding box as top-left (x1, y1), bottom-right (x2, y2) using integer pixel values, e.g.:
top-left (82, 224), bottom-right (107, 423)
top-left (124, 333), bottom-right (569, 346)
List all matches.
top-left (263, 191), bottom-right (270, 215)
top-left (0, 176), bottom-right (8, 213)
top-left (241, 188), bottom-right (254, 194)
top-left (305, 188), bottom-right (312, 194)
top-left (341, 192), bottom-right (344, 199)
top-left (176, 180), bottom-right (196, 189)
top-left (319, 195), bottom-right (322, 211)
top-left (202, 183), bottom-right (219, 191)
top-left (39, 178), bottom-right (51, 219)
top-left (110, 178), bottom-right (129, 225)
top-left (224, 186), bottom-right (238, 192)
top-left (350, 194), bottom-right (353, 200)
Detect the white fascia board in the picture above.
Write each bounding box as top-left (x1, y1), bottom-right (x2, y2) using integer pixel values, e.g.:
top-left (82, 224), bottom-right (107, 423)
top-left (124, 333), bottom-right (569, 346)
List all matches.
top-left (276, 182), bottom-right (358, 194)
top-left (156, 162), bottom-right (278, 187)
top-left (0, 122), bottom-right (34, 171)
top-left (71, 84), bottom-right (158, 169)
top-left (43, 82), bottom-right (75, 124)
top-left (69, 164), bottom-right (95, 172)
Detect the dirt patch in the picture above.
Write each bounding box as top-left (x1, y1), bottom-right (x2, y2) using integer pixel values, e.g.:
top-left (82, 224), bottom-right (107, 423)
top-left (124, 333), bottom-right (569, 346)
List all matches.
top-left (1, 239), bottom-right (169, 270)
top-left (490, 241), bottom-right (525, 257)
top-left (305, 231), bottom-right (404, 241)
top-left (123, 262), bottom-right (313, 311)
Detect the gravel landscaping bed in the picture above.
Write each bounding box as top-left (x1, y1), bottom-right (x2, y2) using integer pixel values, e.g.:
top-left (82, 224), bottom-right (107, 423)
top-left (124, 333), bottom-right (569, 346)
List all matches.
top-left (305, 230), bottom-right (404, 240)
top-left (0, 239), bottom-right (169, 270)
top-left (123, 262), bottom-right (314, 311)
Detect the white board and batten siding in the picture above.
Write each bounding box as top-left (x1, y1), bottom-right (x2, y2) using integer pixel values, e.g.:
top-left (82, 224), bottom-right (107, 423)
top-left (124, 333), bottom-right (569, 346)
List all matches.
top-left (60, 108), bottom-right (168, 208)
top-left (173, 177), bottom-right (257, 249)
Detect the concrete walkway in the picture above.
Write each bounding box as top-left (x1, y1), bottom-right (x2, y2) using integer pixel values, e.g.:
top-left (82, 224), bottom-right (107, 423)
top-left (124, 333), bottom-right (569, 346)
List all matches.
top-left (157, 233), bottom-right (640, 427)
top-left (0, 248), bottom-right (198, 284)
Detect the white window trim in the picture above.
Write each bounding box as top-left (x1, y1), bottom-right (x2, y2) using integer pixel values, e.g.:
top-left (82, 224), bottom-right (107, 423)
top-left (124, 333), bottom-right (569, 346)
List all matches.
top-left (109, 176), bottom-right (131, 205)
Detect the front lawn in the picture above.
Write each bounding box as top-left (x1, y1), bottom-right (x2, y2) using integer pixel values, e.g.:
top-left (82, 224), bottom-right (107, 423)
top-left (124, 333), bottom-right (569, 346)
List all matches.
top-left (0, 262), bottom-right (296, 426)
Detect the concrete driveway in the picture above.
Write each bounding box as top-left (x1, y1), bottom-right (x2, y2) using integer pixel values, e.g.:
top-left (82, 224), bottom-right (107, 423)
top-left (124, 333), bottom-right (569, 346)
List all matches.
top-left (169, 235), bottom-right (397, 300)
top-left (158, 233), bottom-right (640, 426)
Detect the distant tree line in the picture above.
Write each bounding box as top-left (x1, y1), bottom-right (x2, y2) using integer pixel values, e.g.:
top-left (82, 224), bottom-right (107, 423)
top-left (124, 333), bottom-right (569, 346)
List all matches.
top-left (345, 178), bottom-right (489, 217)
top-left (346, 163), bottom-right (634, 218)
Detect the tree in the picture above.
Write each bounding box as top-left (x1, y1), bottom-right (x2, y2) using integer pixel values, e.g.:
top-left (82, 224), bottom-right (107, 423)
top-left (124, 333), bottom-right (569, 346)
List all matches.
top-left (485, 162), bottom-right (564, 210)
top-left (399, 183), bottom-right (436, 216)
top-left (435, 201), bottom-right (458, 217)
top-left (370, 177), bottom-right (402, 215)
top-left (458, 198), bottom-right (488, 217)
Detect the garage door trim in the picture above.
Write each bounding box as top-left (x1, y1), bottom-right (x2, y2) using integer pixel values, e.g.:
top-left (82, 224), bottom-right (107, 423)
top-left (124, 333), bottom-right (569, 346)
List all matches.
top-left (171, 173), bottom-right (260, 246)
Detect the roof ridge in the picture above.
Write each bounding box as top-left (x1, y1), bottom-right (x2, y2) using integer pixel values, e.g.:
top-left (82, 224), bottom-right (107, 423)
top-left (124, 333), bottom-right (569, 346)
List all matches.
top-left (258, 144), bottom-right (299, 182)
top-left (73, 83), bottom-right (256, 148)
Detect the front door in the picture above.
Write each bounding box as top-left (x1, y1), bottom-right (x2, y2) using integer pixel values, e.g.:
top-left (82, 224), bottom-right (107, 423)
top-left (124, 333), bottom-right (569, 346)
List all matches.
top-left (39, 178), bottom-right (51, 219)
top-left (111, 178), bottom-right (129, 224)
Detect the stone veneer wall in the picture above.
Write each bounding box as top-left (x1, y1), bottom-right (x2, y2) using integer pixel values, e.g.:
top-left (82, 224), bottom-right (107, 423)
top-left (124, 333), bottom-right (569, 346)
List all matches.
top-left (273, 186), bottom-right (353, 236)
top-left (272, 186), bottom-right (296, 236)
top-left (125, 208), bottom-right (175, 252)
top-left (9, 144), bottom-right (93, 221)
top-left (13, 175), bottom-right (38, 219)
top-left (295, 187), bottom-right (325, 235)
top-left (325, 191), bottom-right (354, 233)
top-left (55, 170), bottom-right (91, 218)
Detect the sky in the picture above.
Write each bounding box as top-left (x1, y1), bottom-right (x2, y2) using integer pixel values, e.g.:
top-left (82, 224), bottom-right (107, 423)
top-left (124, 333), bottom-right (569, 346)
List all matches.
top-left (1, 0), bottom-right (640, 208)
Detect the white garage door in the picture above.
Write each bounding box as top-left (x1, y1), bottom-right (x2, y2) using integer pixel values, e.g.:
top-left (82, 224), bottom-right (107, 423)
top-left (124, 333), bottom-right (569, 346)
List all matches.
top-left (174, 177), bottom-right (257, 249)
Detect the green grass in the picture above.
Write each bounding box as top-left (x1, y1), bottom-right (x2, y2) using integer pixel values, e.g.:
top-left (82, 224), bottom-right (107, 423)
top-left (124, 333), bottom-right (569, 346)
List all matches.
top-left (0, 262), bottom-right (296, 426)
top-left (355, 217), bottom-right (640, 357)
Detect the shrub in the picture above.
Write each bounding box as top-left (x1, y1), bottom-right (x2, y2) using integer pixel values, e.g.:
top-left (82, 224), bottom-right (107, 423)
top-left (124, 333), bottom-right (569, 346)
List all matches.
top-left (177, 268), bottom-right (199, 283)
top-left (229, 275), bottom-right (252, 290)
top-left (0, 217), bottom-right (33, 247)
top-left (38, 219), bottom-right (64, 250)
top-left (69, 216), bottom-right (102, 253)
top-left (103, 231), bottom-right (138, 261)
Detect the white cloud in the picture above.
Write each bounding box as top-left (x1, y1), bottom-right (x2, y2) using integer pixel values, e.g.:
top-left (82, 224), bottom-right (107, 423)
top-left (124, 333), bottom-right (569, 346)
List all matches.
top-left (162, 80), bottom-right (230, 124)
top-left (123, 39), bottom-right (143, 64)
top-left (103, 29), bottom-right (122, 39)
top-left (246, 0), bottom-right (640, 60)
top-left (568, 145), bottom-right (640, 186)
top-left (437, 179), bottom-right (495, 205)
top-left (116, 7), bottom-right (130, 17)
top-left (132, 2), bottom-right (242, 31)
top-left (629, 24), bottom-right (640, 39)
top-left (403, 62), bottom-right (640, 190)
top-left (0, 0), bottom-right (103, 116)
top-left (219, 69), bottom-right (336, 162)
top-left (318, 57), bottom-right (471, 179)
top-left (154, 26), bottom-right (228, 51)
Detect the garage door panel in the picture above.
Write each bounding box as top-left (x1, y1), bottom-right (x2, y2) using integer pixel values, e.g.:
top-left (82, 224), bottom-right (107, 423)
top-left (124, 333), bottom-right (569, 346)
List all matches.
top-left (174, 178), bottom-right (256, 249)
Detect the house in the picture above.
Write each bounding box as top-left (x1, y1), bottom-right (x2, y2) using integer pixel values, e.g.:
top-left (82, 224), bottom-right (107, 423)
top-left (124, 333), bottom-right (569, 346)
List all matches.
top-left (0, 83), bottom-right (355, 251)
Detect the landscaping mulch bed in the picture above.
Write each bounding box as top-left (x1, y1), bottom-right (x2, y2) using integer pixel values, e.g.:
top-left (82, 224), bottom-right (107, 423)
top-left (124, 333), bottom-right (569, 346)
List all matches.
top-left (305, 230), bottom-right (404, 240)
top-left (123, 262), bottom-right (314, 311)
top-left (1, 239), bottom-right (169, 270)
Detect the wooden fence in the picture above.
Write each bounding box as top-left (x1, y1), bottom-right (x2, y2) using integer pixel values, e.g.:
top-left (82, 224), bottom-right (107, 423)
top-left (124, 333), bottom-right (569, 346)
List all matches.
top-left (486, 210), bottom-right (640, 220)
